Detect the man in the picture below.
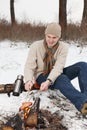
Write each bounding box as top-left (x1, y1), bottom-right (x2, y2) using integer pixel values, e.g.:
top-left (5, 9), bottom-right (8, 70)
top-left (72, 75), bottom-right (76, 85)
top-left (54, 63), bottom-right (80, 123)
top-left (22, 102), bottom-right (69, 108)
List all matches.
top-left (24, 22), bottom-right (87, 117)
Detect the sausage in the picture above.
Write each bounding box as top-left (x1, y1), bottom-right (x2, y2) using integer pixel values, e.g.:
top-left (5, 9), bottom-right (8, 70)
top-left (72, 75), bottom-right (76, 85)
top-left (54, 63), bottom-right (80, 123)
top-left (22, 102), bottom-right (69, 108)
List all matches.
top-left (19, 102), bottom-right (32, 111)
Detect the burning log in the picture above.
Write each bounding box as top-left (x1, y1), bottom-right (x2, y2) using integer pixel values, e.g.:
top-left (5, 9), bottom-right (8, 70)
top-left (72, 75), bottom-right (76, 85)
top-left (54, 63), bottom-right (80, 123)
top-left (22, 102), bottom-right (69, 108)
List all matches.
top-left (24, 97), bottom-right (40, 128)
top-left (19, 97), bottom-right (41, 129)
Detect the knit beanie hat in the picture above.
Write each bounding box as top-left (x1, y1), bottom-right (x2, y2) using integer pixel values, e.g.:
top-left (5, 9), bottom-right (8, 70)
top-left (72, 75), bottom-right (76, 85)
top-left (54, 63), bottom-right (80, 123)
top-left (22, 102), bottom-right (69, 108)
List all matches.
top-left (45, 23), bottom-right (61, 38)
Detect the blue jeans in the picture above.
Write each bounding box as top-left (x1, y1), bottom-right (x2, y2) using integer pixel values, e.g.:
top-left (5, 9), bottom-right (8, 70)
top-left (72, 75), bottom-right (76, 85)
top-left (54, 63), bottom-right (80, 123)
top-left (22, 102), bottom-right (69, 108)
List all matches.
top-left (36, 62), bottom-right (87, 111)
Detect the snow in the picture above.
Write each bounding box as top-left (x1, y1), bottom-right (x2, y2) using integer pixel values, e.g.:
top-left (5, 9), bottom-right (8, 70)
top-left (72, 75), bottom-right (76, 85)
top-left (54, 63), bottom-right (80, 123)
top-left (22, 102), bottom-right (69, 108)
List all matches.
top-left (0, 40), bottom-right (87, 129)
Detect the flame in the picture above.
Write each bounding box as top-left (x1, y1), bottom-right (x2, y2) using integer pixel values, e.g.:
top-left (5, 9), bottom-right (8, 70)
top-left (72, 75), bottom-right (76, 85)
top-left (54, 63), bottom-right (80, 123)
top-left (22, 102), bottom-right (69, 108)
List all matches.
top-left (23, 107), bottom-right (30, 119)
top-left (19, 102), bottom-right (36, 129)
top-left (19, 101), bottom-right (32, 121)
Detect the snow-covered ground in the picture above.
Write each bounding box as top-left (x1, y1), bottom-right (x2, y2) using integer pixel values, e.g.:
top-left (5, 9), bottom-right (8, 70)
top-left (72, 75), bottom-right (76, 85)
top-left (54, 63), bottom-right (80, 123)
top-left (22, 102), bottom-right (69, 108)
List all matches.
top-left (0, 40), bottom-right (87, 130)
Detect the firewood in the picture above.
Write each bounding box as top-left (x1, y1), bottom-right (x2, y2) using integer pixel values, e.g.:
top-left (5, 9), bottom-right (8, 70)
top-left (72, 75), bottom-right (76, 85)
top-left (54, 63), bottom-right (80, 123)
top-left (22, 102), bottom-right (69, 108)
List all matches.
top-left (25, 112), bottom-right (38, 127)
top-left (0, 84), bottom-right (14, 93)
top-left (24, 97), bottom-right (40, 127)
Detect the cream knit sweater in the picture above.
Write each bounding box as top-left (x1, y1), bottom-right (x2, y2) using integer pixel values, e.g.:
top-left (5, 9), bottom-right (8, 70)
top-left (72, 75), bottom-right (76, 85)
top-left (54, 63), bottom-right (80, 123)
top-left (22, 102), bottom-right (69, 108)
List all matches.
top-left (24, 40), bottom-right (69, 83)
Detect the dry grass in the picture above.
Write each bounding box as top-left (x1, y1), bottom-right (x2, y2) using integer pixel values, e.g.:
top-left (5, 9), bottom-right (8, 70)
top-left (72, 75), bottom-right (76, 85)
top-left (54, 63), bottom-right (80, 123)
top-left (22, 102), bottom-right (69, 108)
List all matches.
top-left (0, 19), bottom-right (87, 45)
top-left (66, 23), bottom-right (87, 42)
top-left (0, 19), bottom-right (45, 43)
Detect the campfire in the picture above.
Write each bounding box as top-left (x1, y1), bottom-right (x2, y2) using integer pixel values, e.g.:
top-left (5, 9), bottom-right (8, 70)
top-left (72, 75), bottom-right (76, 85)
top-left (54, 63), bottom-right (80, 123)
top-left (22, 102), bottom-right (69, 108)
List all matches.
top-left (0, 97), bottom-right (67, 130)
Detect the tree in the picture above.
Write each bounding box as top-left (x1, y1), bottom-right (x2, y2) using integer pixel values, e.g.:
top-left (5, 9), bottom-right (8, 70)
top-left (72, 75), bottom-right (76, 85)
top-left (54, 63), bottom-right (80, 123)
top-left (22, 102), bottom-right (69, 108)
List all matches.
top-left (10, 0), bottom-right (15, 25)
top-left (81, 0), bottom-right (87, 27)
top-left (59, 0), bottom-right (67, 39)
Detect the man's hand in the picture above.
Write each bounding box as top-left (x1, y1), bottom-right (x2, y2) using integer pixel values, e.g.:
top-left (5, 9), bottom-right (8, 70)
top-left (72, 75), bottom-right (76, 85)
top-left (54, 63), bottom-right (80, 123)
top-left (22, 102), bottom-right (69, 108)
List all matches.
top-left (40, 80), bottom-right (51, 91)
top-left (25, 81), bottom-right (33, 91)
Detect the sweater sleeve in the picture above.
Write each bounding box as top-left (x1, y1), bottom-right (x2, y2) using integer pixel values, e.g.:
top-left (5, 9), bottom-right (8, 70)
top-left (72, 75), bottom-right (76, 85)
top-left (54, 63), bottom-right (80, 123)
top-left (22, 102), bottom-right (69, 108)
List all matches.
top-left (24, 43), bottom-right (37, 83)
top-left (47, 42), bottom-right (69, 83)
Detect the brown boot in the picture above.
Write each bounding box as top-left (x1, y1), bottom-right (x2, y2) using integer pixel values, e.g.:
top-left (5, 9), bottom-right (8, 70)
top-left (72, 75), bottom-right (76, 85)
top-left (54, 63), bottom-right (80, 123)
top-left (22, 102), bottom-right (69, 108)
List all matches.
top-left (81, 103), bottom-right (87, 117)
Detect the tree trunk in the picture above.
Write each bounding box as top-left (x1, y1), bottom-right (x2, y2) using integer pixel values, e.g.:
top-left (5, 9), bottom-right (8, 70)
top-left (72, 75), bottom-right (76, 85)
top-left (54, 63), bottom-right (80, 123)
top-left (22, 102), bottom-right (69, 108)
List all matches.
top-left (81, 0), bottom-right (87, 27)
top-left (10, 0), bottom-right (15, 25)
top-left (59, 0), bottom-right (67, 39)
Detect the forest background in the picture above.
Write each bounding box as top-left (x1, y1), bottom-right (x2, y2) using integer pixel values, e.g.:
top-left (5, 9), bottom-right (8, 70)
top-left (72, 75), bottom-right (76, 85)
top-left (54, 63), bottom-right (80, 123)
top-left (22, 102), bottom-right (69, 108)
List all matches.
top-left (0, 0), bottom-right (87, 44)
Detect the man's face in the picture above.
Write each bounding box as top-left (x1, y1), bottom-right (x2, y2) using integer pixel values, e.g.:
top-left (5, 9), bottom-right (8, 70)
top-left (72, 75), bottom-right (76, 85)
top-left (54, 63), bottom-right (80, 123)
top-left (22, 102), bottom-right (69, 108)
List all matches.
top-left (45, 34), bottom-right (59, 48)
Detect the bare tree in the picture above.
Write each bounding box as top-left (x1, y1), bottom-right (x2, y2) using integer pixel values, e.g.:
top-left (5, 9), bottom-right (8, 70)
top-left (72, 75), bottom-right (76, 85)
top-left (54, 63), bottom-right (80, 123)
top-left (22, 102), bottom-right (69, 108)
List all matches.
top-left (59, 0), bottom-right (67, 39)
top-left (81, 0), bottom-right (87, 27)
top-left (10, 0), bottom-right (15, 25)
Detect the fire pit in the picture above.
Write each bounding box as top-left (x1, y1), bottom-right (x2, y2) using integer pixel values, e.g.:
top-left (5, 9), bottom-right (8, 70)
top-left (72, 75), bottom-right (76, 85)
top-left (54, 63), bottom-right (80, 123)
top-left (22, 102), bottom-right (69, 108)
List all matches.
top-left (0, 97), bottom-right (67, 130)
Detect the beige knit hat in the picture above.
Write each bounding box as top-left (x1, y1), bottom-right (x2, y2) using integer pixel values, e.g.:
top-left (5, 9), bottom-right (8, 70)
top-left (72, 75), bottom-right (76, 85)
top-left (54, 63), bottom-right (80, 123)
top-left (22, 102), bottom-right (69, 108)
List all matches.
top-left (45, 23), bottom-right (61, 38)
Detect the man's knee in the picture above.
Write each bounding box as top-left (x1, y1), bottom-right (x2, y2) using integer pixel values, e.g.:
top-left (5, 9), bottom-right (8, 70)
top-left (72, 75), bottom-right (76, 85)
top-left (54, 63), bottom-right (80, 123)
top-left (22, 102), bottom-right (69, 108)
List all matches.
top-left (77, 62), bottom-right (87, 68)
